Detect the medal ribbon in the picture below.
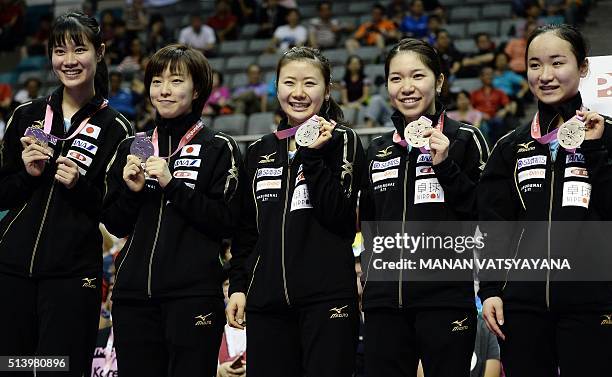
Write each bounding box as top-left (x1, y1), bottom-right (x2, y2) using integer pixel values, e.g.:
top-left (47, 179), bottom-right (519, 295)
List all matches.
top-left (42, 99), bottom-right (108, 143)
top-left (393, 112), bottom-right (445, 154)
top-left (274, 115), bottom-right (320, 140)
top-left (530, 106), bottom-right (587, 152)
top-left (151, 118), bottom-right (205, 159)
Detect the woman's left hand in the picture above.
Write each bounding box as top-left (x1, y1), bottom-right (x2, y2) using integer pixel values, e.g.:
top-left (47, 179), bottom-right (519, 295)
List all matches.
top-left (579, 110), bottom-right (605, 141)
top-left (55, 156), bottom-right (80, 189)
top-left (423, 129), bottom-right (450, 165)
top-left (145, 156), bottom-right (173, 188)
top-left (308, 117), bottom-right (336, 149)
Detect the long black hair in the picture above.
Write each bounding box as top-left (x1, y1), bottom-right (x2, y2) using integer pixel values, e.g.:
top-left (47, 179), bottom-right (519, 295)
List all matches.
top-left (275, 46), bottom-right (345, 123)
top-left (48, 11), bottom-right (109, 97)
top-left (525, 24), bottom-right (588, 68)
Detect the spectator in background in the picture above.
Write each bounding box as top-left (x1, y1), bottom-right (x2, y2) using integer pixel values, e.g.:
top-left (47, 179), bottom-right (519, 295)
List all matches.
top-left (435, 29), bottom-right (462, 79)
top-left (179, 14), bottom-right (217, 56)
top-left (471, 66), bottom-right (516, 144)
top-left (254, 0), bottom-right (293, 38)
top-left (386, 0), bottom-right (408, 26)
top-left (105, 19), bottom-right (130, 65)
top-left (504, 20), bottom-right (538, 74)
top-left (424, 14), bottom-right (442, 45)
top-left (268, 8), bottom-right (307, 53)
top-left (100, 10), bottom-right (116, 43)
top-left (124, 0), bottom-right (148, 34)
top-left (341, 55), bottom-right (370, 110)
top-left (20, 13), bottom-right (51, 57)
top-left (400, 0), bottom-right (429, 39)
top-left (492, 52), bottom-right (529, 103)
top-left (108, 71), bottom-right (143, 121)
top-left (146, 14), bottom-right (172, 54)
top-left (203, 70), bottom-right (233, 117)
top-left (231, 64), bottom-right (268, 115)
top-left (229, 0), bottom-right (257, 23)
top-left (14, 77), bottom-right (42, 104)
top-left (448, 90), bottom-right (483, 128)
top-left (0, 0), bottom-right (25, 52)
top-left (458, 32), bottom-right (497, 78)
top-left (346, 4), bottom-right (400, 54)
top-left (308, 1), bottom-right (342, 50)
top-left (207, 0), bottom-right (238, 41)
top-left (117, 37), bottom-right (145, 75)
top-left (364, 92), bottom-right (393, 128)
top-left (0, 83), bottom-right (16, 124)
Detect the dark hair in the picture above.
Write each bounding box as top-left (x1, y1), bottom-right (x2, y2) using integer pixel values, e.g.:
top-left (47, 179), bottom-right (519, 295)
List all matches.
top-left (48, 11), bottom-right (109, 97)
top-left (109, 71), bottom-right (123, 80)
top-left (275, 46), bottom-right (344, 122)
top-left (144, 43), bottom-right (213, 115)
top-left (436, 28), bottom-right (450, 38)
top-left (474, 32), bottom-right (490, 43)
top-left (213, 70), bottom-right (224, 85)
top-left (343, 55), bottom-right (365, 83)
top-left (385, 38), bottom-right (442, 80)
top-left (525, 24), bottom-right (588, 68)
top-left (454, 89), bottom-right (470, 100)
top-left (317, 1), bottom-right (332, 10)
top-left (373, 3), bottom-right (385, 13)
top-left (286, 8), bottom-right (301, 19)
top-left (25, 77), bottom-right (42, 88)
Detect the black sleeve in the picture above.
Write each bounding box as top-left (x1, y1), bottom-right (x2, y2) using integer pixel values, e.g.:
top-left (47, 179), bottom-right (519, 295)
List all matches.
top-left (434, 125), bottom-right (489, 220)
top-left (228, 141), bottom-right (260, 295)
top-left (581, 118), bottom-right (612, 219)
top-left (300, 127), bottom-right (365, 239)
top-left (477, 132), bottom-right (520, 303)
top-left (101, 138), bottom-right (146, 238)
top-left (163, 135), bottom-right (242, 240)
top-left (0, 106), bottom-right (45, 209)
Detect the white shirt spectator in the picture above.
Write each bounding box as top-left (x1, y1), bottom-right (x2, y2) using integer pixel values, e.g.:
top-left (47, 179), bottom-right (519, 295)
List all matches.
top-left (308, 17), bottom-right (340, 49)
top-left (273, 24), bottom-right (307, 52)
top-left (179, 24), bottom-right (216, 51)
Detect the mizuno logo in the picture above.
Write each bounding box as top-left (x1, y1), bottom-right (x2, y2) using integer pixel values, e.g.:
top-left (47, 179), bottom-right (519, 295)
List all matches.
top-left (602, 314), bottom-right (612, 325)
top-left (452, 317), bottom-right (469, 331)
top-left (329, 305), bottom-right (349, 319)
top-left (259, 152), bottom-right (277, 164)
top-left (195, 313), bottom-right (213, 326)
top-left (82, 277), bottom-right (96, 288)
top-left (376, 146), bottom-right (393, 158)
top-left (517, 141), bottom-right (536, 153)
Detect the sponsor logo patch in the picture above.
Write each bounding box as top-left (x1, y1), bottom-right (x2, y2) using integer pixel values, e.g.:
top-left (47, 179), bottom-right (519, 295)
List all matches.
top-left (372, 157), bottom-right (400, 170)
top-left (517, 156), bottom-right (547, 170)
top-left (372, 169), bottom-right (399, 183)
top-left (517, 168), bottom-right (546, 183)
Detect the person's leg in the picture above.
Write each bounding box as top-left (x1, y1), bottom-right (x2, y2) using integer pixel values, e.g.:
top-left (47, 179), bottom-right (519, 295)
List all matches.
top-left (247, 310), bottom-right (302, 377)
top-left (557, 311), bottom-right (612, 376)
top-left (417, 309), bottom-right (477, 377)
top-left (499, 310), bottom-right (557, 377)
top-left (164, 297), bottom-right (225, 377)
top-left (0, 273), bottom-right (37, 377)
top-left (364, 308), bottom-right (418, 377)
top-left (300, 300), bottom-right (359, 377)
top-left (36, 275), bottom-right (101, 377)
top-left (112, 299), bottom-right (167, 377)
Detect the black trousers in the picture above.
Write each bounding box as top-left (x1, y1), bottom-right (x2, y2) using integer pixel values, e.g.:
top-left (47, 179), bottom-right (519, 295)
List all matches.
top-left (364, 308), bottom-right (477, 377)
top-left (112, 296), bottom-right (224, 377)
top-left (0, 272), bottom-right (102, 377)
top-left (499, 310), bottom-right (612, 377)
top-left (247, 299), bottom-right (359, 377)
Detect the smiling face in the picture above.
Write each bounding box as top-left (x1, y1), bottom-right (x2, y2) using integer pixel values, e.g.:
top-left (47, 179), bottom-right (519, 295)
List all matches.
top-left (387, 51), bottom-right (443, 122)
top-left (149, 64), bottom-right (198, 119)
top-left (51, 33), bottom-right (102, 93)
top-left (527, 32), bottom-right (587, 105)
top-left (277, 59), bottom-right (329, 126)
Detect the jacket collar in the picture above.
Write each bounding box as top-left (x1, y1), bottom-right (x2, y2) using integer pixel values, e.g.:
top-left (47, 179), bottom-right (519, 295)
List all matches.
top-left (537, 92), bottom-right (583, 133)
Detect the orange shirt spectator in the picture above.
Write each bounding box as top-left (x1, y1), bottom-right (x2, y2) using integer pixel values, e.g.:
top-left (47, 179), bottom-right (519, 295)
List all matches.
top-left (470, 87), bottom-right (509, 119)
top-left (354, 19), bottom-right (397, 46)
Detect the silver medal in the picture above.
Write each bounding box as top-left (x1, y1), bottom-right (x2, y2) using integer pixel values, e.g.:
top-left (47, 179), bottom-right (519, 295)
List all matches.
top-left (404, 116), bottom-right (433, 148)
top-left (295, 118), bottom-right (320, 147)
top-left (557, 118), bottom-right (585, 150)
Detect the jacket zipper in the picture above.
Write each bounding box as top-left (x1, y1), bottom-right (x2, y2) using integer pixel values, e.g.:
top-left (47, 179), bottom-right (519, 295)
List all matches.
top-left (502, 228), bottom-right (524, 291)
top-left (114, 233), bottom-right (135, 286)
top-left (147, 134), bottom-right (170, 297)
top-left (546, 162), bottom-right (554, 310)
top-left (280, 140), bottom-right (292, 306)
top-left (361, 160), bottom-right (375, 295)
top-left (29, 140), bottom-right (64, 276)
top-left (398, 152), bottom-right (409, 308)
top-left (0, 202), bottom-right (27, 247)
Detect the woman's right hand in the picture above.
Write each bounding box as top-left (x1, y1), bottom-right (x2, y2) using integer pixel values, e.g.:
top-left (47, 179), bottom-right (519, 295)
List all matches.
top-left (217, 361), bottom-right (246, 377)
top-left (226, 292), bottom-right (246, 329)
top-left (20, 137), bottom-right (52, 177)
top-left (123, 154), bottom-right (145, 192)
top-left (482, 296), bottom-right (506, 340)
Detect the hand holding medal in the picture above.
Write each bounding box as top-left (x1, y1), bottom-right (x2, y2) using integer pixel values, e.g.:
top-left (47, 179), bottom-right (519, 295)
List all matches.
top-left (307, 117), bottom-right (336, 149)
top-left (423, 128), bottom-right (450, 166)
top-left (578, 110), bottom-right (605, 142)
top-left (144, 157), bottom-right (172, 188)
top-left (20, 136), bottom-right (54, 177)
top-left (123, 154), bottom-right (146, 192)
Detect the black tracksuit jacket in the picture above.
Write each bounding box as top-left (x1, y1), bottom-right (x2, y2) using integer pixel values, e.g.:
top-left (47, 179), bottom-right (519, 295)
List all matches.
top-left (0, 87), bottom-right (132, 278)
top-left (477, 93), bottom-right (612, 312)
top-left (103, 112), bottom-right (242, 300)
top-left (360, 109), bottom-right (489, 310)
top-left (229, 120), bottom-right (365, 311)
